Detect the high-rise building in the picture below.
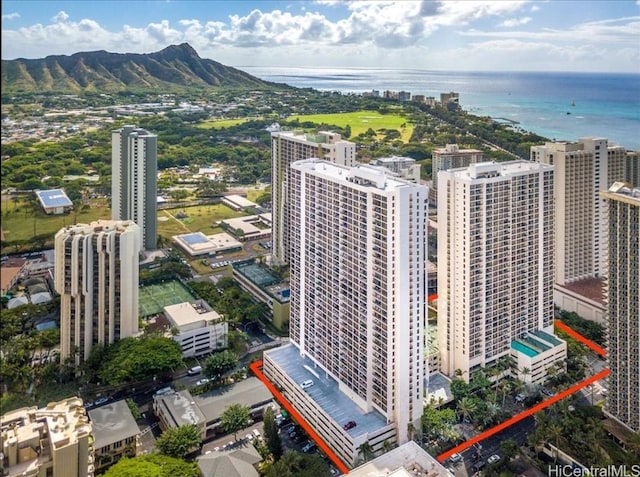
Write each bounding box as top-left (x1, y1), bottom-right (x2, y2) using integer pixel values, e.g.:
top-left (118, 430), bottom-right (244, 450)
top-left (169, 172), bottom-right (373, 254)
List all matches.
top-left (264, 160), bottom-right (428, 467)
top-left (601, 182), bottom-right (640, 432)
top-left (112, 125), bottom-right (158, 251)
top-left (0, 397), bottom-right (93, 477)
top-left (431, 144), bottom-right (483, 192)
top-left (626, 151), bottom-right (640, 188)
top-left (530, 138), bottom-right (627, 285)
top-left (55, 220), bottom-right (140, 365)
top-left (437, 161), bottom-right (566, 382)
top-left (271, 131), bottom-right (356, 264)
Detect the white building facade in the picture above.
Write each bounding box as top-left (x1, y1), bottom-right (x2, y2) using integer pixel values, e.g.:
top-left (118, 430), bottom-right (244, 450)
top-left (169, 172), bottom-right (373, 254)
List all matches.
top-left (163, 301), bottom-right (228, 358)
top-left (271, 131), bottom-right (356, 264)
top-left (112, 125), bottom-right (158, 251)
top-left (54, 220), bottom-right (140, 364)
top-left (602, 183), bottom-right (640, 432)
top-left (437, 161), bottom-right (565, 381)
top-left (264, 160), bottom-right (428, 467)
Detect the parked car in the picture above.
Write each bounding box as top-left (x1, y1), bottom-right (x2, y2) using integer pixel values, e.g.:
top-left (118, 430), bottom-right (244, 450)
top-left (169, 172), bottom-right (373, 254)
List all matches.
top-left (343, 421), bottom-right (357, 430)
top-left (196, 378), bottom-right (211, 386)
top-left (488, 454), bottom-right (500, 464)
top-left (472, 461), bottom-right (486, 473)
top-left (300, 379), bottom-right (314, 389)
top-left (449, 453), bottom-right (463, 464)
top-left (187, 365), bottom-right (202, 375)
top-left (302, 442), bottom-right (316, 453)
top-left (94, 397), bottom-right (109, 406)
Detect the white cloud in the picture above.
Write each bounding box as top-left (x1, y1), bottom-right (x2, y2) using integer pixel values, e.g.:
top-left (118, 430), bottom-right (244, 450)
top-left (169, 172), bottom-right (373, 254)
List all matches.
top-left (52, 11), bottom-right (69, 23)
top-left (500, 17), bottom-right (532, 27)
top-left (1, 12), bottom-right (20, 21)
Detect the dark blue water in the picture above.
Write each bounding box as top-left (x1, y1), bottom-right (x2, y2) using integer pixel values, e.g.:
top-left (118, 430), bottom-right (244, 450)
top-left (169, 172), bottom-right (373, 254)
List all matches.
top-left (242, 67), bottom-right (640, 150)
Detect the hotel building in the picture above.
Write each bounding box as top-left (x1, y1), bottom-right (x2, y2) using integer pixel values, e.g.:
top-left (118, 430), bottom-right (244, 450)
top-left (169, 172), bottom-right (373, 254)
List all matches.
top-left (271, 131), bottom-right (356, 264)
top-left (0, 397), bottom-right (94, 477)
top-left (264, 160), bottom-right (428, 467)
top-left (431, 144), bottom-right (483, 192)
top-left (601, 183), bottom-right (640, 432)
top-left (54, 220), bottom-right (140, 365)
top-left (112, 125), bottom-right (158, 251)
top-left (530, 138), bottom-right (628, 322)
top-left (437, 161), bottom-right (566, 383)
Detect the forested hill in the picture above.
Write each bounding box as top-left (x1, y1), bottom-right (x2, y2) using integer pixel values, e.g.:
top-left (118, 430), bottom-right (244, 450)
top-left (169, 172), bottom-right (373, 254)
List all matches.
top-left (1, 43), bottom-right (281, 94)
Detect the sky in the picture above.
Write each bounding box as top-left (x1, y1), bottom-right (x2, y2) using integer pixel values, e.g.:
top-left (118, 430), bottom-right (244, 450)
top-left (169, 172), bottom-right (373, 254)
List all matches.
top-left (2, 0), bottom-right (640, 72)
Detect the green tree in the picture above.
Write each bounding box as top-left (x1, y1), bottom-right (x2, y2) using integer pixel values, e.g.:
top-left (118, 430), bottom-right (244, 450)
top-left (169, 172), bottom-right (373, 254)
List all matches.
top-left (155, 424), bottom-right (202, 458)
top-left (220, 403), bottom-right (251, 440)
top-left (450, 378), bottom-right (470, 401)
top-left (204, 349), bottom-right (238, 378)
top-left (500, 438), bottom-right (518, 460)
top-left (103, 454), bottom-right (199, 477)
top-left (263, 406), bottom-right (283, 460)
top-left (456, 396), bottom-right (478, 423)
top-left (266, 450), bottom-right (331, 477)
top-left (126, 398), bottom-right (142, 420)
top-left (98, 335), bottom-right (183, 385)
top-left (357, 441), bottom-right (375, 463)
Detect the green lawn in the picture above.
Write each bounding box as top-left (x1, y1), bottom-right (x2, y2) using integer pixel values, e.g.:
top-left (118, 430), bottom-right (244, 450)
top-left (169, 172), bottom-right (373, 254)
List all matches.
top-left (158, 203), bottom-right (246, 239)
top-left (197, 118), bottom-right (258, 129)
top-left (287, 109), bottom-right (414, 142)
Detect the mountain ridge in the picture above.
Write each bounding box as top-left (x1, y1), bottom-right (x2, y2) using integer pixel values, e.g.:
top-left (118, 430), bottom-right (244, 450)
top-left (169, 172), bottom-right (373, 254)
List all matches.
top-left (1, 43), bottom-right (280, 93)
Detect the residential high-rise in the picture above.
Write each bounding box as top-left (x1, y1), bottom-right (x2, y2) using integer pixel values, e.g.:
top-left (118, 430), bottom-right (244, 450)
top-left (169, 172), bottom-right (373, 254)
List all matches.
top-left (264, 160), bottom-right (428, 467)
top-left (431, 144), bottom-right (483, 192)
top-left (437, 161), bottom-right (566, 382)
top-left (601, 182), bottom-right (640, 432)
top-left (0, 397), bottom-right (93, 477)
top-left (55, 220), bottom-right (140, 365)
top-left (271, 131), bottom-right (356, 264)
top-left (530, 138), bottom-right (627, 285)
top-left (112, 125), bottom-right (158, 251)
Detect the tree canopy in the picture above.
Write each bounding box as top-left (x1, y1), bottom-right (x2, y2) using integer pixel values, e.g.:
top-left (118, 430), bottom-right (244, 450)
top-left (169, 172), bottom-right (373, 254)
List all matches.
top-left (220, 403), bottom-right (251, 440)
top-left (266, 450), bottom-right (331, 477)
top-left (155, 424), bottom-right (202, 458)
top-left (263, 406), bottom-right (283, 460)
top-left (102, 454), bottom-right (199, 477)
top-left (98, 335), bottom-right (183, 385)
top-left (204, 349), bottom-right (238, 378)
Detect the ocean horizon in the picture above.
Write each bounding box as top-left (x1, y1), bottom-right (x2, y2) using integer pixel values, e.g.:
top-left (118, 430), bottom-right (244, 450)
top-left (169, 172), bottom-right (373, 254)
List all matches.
top-left (242, 67), bottom-right (640, 151)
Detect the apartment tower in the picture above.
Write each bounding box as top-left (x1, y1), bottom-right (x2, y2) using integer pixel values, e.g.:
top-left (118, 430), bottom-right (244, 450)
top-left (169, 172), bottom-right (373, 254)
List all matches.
top-left (431, 144), bottom-right (483, 192)
top-left (271, 131), bottom-right (356, 264)
top-left (55, 220), bottom-right (140, 365)
top-left (112, 125), bottom-right (158, 251)
top-left (438, 161), bottom-right (565, 381)
top-left (264, 160), bottom-right (428, 466)
top-left (601, 182), bottom-right (640, 432)
top-left (530, 138), bottom-right (627, 285)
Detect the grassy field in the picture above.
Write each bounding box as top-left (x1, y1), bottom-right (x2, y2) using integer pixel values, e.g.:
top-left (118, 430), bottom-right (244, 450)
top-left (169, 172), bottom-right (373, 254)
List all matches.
top-left (287, 109), bottom-right (414, 142)
top-left (158, 203), bottom-right (246, 238)
top-left (197, 118), bottom-right (258, 129)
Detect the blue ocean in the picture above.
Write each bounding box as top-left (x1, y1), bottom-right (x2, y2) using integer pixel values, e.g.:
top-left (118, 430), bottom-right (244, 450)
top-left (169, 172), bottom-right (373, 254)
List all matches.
top-left (242, 67), bottom-right (640, 151)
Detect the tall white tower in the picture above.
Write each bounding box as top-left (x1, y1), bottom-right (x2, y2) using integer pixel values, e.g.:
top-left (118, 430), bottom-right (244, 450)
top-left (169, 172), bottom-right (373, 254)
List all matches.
top-left (437, 161), bottom-right (560, 380)
top-left (288, 159), bottom-right (427, 443)
top-left (271, 131), bottom-right (356, 264)
top-left (112, 125), bottom-right (158, 251)
top-left (55, 220), bottom-right (140, 364)
top-left (530, 137), bottom-right (627, 284)
top-left (602, 183), bottom-right (640, 432)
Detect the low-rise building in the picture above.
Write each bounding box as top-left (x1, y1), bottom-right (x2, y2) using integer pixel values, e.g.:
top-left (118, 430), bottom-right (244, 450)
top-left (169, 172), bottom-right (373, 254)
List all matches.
top-left (510, 330), bottom-right (567, 384)
top-left (197, 441), bottom-right (262, 477)
top-left (173, 232), bottom-right (243, 257)
top-left (221, 194), bottom-right (259, 211)
top-left (35, 189), bottom-right (73, 215)
top-left (153, 389), bottom-right (207, 439)
top-left (0, 397), bottom-right (94, 477)
top-left (349, 441), bottom-right (453, 477)
top-left (88, 400), bottom-right (140, 473)
top-left (221, 214), bottom-right (272, 242)
top-left (163, 300), bottom-right (228, 358)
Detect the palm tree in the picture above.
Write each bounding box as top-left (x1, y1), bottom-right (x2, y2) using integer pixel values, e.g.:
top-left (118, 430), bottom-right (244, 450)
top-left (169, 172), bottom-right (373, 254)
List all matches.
top-left (357, 442), bottom-right (374, 463)
top-left (381, 439), bottom-right (396, 454)
top-left (547, 423), bottom-right (564, 462)
top-left (625, 431), bottom-right (640, 455)
top-left (456, 396), bottom-right (478, 423)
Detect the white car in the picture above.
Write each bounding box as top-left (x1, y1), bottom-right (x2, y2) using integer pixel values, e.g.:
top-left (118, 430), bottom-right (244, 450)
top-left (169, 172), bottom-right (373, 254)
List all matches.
top-left (488, 454), bottom-right (500, 464)
top-left (449, 453), bottom-right (462, 464)
top-left (196, 378), bottom-right (211, 386)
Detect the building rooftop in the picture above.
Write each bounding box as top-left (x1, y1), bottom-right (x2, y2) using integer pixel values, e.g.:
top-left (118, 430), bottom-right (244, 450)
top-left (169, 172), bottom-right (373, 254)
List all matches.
top-left (557, 277), bottom-right (605, 305)
top-left (164, 300), bottom-right (220, 330)
top-left (36, 189), bottom-right (73, 208)
top-left (195, 377), bottom-right (273, 423)
top-left (233, 261), bottom-right (280, 287)
top-left (266, 344), bottom-right (387, 436)
top-left (154, 390), bottom-right (206, 428)
top-left (222, 194), bottom-right (258, 209)
top-left (88, 399), bottom-right (139, 450)
top-left (197, 440), bottom-right (261, 477)
top-left (425, 372), bottom-right (453, 406)
top-left (349, 441), bottom-right (452, 477)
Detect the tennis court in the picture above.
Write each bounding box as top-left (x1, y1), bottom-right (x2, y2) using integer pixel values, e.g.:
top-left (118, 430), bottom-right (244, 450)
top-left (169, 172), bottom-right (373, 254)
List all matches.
top-left (139, 280), bottom-right (197, 317)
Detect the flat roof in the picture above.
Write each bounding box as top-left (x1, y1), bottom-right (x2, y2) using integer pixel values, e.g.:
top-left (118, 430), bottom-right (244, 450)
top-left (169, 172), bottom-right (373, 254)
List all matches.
top-left (557, 277), bottom-right (605, 305)
top-left (164, 300), bottom-right (220, 329)
top-left (195, 377), bottom-right (273, 423)
top-left (36, 189), bottom-right (73, 208)
top-left (222, 215), bottom-right (271, 236)
top-left (88, 400), bottom-right (139, 450)
top-left (234, 262), bottom-right (280, 287)
top-left (155, 390), bottom-right (206, 428)
top-left (266, 344), bottom-right (387, 436)
top-left (349, 441), bottom-right (452, 477)
top-left (531, 329), bottom-right (563, 346)
top-left (223, 194), bottom-right (257, 208)
top-left (425, 372), bottom-right (453, 406)
top-left (181, 232), bottom-right (209, 245)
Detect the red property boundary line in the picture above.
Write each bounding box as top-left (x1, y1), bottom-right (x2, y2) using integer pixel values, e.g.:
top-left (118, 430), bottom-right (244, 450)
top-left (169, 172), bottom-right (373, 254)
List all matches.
top-left (249, 360), bottom-right (351, 475)
top-left (555, 319), bottom-right (606, 356)
top-left (437, 320), bottom-right (610, 462)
